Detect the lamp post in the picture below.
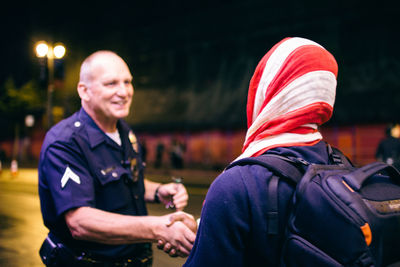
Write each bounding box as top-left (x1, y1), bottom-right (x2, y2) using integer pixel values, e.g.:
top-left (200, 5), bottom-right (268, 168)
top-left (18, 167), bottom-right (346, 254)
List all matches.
top-left (35, 41), bottom-right (66, 128)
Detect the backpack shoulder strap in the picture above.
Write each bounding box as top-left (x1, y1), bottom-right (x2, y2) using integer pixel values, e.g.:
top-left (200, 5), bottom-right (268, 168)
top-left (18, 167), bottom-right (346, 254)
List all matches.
top-left (227, 154), bottom-right (306, 184)
top-left (227, 154), bottom-right (306, 235)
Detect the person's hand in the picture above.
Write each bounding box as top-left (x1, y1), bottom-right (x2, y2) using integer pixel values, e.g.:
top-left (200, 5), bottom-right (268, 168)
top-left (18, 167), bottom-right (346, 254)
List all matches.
top-left (157, 240), bottom-right (179, 257)
top-left (156, 211), bottom-right (197, 257)
top-left (157, 183), bottom-right (188, 211)
top-left (166, 211), bottom-right (197, 233)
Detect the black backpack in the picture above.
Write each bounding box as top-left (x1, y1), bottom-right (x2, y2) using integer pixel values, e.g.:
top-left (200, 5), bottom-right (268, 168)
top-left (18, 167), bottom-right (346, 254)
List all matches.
top-left (227, 145), bottom-right (400, 266)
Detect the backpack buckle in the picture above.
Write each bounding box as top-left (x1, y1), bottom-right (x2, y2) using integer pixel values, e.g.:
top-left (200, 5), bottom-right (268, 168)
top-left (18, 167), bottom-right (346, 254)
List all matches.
top-left (331, 153), bottom-right (344, 165)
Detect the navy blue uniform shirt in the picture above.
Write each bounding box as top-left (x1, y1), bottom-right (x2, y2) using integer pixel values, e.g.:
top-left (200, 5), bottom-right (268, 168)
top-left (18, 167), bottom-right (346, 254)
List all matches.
top-left (184, 141), bottom-right (330, 266)
top-left (38, 108), bottom-right (148, 258)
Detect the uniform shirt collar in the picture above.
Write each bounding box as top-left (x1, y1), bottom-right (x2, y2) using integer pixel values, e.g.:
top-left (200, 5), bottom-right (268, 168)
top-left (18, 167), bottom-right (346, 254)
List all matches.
top-left (77, 108), bottom-right (128, 149)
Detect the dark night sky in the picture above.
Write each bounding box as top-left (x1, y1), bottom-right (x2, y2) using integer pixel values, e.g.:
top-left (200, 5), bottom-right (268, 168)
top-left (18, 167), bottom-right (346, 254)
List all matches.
top-left (1, 1), bottom-right (244, 83)
top-left (1, 0), bottom-right (398, 128)
top-left (0, 0), bottom-right (391, 85)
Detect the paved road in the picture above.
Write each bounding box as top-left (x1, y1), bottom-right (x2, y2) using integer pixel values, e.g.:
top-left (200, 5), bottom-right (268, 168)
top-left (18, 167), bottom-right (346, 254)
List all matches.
top-left (0, 168), bottom-right (212, 267)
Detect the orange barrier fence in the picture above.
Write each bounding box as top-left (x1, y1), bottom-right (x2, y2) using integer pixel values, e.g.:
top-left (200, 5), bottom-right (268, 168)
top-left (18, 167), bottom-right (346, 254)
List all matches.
top-left (0, 124), bottom-right (387, 169)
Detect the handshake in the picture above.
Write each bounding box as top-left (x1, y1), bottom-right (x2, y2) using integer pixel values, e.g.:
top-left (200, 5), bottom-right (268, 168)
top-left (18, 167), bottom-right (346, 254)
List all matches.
top-left (152, 181), bottom-right (197, 258)
top-left (156, 211), bottom-right (197, 258)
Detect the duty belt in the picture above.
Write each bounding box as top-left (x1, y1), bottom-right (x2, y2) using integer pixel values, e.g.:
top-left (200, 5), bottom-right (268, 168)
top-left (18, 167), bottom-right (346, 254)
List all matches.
top-left (75, 252), bottom-right (153, 267)
top-left (40, 235), bottom-right (153, 267)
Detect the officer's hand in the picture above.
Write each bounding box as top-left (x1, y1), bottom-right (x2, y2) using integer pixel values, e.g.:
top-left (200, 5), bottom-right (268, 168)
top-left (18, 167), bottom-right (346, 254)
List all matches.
top-left (157, 183), bottom-right (188, 211)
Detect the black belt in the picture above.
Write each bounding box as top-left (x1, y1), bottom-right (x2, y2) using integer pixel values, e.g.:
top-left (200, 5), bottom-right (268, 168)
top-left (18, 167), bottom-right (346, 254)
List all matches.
top-left (40, 235), bottom-right (153, 267)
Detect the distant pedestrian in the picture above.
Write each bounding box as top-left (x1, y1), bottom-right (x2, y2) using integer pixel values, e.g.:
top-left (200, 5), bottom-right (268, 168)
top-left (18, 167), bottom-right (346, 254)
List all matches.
top-left (155, 141), bottom-right (165, 168)
top-left (0, 149), bottom-right (5, 175)
top-left (141, 139), bottom-right (148, 164)
top-left (170, 138), bottom-right (185, 169)
top-left (376, 123), bottom-right (400, 170)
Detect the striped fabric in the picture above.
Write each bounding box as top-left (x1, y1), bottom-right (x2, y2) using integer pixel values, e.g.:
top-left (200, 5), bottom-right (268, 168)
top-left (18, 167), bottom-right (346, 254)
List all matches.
top-left (236, 37), bottom-right (338, 160)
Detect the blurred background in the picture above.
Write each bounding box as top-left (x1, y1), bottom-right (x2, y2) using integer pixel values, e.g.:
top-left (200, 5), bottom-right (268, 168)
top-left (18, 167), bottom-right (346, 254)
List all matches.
top-left (0, 0), bottom-right (398, 171)
top-left (0, 1), bottom-right (398, 266)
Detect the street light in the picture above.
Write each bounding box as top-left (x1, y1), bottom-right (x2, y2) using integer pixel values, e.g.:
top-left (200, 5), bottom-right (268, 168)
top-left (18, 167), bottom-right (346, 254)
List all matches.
top-left (35, 41), bottom-right (66, 128)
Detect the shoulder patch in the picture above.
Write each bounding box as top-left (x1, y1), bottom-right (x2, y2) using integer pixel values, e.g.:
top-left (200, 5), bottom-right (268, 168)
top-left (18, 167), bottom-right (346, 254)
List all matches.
top-left (61, 166), bottom-right (81, 188)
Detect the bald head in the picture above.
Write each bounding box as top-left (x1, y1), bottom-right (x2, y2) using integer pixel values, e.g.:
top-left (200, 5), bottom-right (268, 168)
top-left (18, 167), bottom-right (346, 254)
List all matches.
top-left (77, 50), bottom-right (134, 132)
top-left (79, 50), bottom-right (130, 85)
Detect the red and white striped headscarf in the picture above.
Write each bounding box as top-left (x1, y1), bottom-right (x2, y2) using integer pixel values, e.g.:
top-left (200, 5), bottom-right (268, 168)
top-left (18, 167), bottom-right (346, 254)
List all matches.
top-left (236, 37), bottom-right (338, 160)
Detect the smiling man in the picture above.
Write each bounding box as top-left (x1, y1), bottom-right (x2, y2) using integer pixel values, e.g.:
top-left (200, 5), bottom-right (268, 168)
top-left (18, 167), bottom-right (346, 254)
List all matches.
top-left (38, 51), bottom-right (196, 267)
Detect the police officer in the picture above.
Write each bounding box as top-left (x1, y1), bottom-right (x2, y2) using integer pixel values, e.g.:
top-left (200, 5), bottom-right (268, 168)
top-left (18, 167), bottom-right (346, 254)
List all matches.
top-left (38, 50), bottom-right (196, 266)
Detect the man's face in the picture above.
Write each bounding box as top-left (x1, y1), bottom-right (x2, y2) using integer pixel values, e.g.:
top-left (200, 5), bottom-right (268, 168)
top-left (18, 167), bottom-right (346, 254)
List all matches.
top-left (86, 55), bottom-right (133, 122)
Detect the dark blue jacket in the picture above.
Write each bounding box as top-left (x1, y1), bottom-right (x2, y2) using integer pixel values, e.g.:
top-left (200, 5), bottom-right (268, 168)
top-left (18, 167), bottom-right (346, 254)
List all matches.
top-left (184, 141), bottom-right (330, 266)
top-left (38, 108), bottom-right (148, 258)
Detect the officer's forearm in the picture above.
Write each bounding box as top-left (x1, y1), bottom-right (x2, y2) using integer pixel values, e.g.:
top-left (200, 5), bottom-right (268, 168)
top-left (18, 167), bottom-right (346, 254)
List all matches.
top-left (65, 206), bottom-right (165, 245)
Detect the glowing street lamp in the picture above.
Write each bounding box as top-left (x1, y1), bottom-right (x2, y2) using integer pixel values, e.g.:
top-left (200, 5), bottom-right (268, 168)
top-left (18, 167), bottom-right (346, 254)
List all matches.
top-left (34, 41), bottom-right (66, 128)
top-left (53, 44), bottom-right (66, 59)
top-left (35, 42), bottom-right (49, 57)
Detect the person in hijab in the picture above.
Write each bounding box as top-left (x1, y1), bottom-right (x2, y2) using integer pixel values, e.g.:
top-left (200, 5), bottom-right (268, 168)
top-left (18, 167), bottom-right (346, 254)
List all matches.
top-left (184, 37), bottom-right (338, 266)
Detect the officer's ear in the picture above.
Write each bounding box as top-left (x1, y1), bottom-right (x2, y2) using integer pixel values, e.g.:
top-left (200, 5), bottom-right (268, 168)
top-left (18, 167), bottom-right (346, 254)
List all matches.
top-left (77, 82), bottom-right (90, 101)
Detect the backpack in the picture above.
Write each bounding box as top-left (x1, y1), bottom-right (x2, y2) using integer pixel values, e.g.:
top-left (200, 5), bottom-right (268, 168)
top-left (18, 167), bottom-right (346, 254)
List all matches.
top-left (227, 145), bottom-right (400, 267)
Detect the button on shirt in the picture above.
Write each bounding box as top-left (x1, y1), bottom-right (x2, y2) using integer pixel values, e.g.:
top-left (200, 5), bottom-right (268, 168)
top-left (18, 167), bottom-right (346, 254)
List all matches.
top-left (38, 108), bottom-right (147, 258)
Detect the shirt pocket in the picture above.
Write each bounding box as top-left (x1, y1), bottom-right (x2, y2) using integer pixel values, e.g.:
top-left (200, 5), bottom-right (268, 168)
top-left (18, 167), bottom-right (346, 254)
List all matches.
top-left (96, 166), bottom-right (134, 212)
